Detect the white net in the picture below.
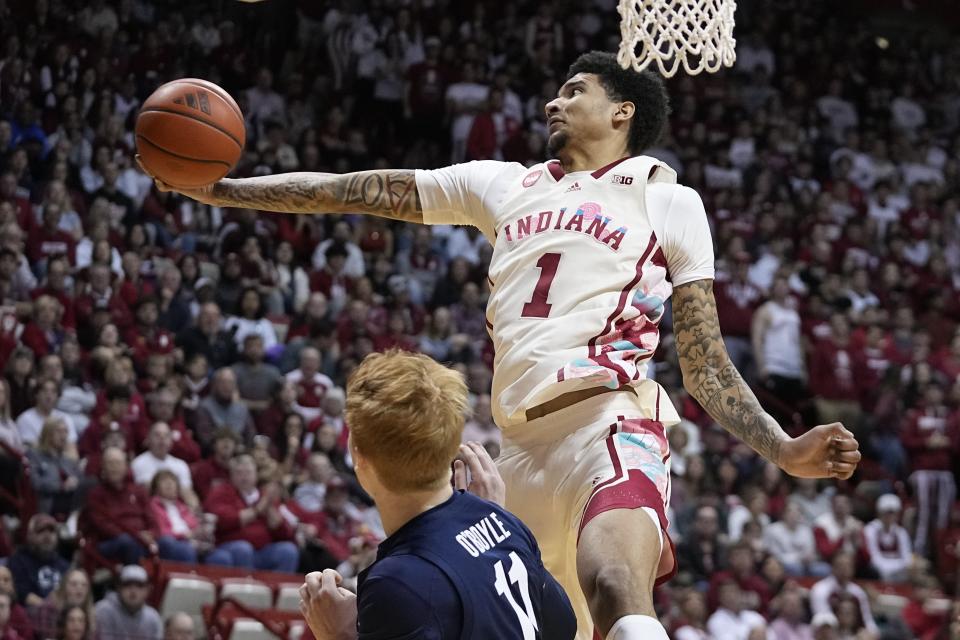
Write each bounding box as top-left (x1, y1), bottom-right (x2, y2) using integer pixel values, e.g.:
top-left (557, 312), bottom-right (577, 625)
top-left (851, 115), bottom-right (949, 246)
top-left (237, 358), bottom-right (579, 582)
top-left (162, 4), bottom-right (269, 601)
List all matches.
top-left (617, 0), bottom-right (737, 78)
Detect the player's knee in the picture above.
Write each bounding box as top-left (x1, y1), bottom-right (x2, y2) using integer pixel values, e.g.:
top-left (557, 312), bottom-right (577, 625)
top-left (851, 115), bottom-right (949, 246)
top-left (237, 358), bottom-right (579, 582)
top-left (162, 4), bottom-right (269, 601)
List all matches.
top-left (583, 564), bottom-right (655, 617)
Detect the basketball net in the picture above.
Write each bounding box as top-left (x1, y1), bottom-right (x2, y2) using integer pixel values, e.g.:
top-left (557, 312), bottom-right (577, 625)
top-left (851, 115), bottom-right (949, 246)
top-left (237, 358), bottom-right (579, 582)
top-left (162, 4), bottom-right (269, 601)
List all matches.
top-left (617, 0), bottom-right (737, 78)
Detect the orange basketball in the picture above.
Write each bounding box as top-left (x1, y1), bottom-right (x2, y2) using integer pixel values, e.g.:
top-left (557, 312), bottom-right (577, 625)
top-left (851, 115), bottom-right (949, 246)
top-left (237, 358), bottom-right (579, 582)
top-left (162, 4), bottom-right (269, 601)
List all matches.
top-left (135, 78), bottom-right (245, 189)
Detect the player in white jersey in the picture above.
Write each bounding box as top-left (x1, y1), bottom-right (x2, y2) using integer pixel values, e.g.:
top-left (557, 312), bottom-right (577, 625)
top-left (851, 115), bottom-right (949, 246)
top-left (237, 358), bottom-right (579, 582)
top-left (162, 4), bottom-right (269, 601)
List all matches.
top-left (143, 51), bottom-right (862, 640)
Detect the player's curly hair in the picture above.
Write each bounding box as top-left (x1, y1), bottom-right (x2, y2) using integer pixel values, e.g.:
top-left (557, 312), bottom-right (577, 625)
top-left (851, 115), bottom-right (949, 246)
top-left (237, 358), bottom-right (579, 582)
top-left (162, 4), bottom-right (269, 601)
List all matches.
top-left (567, 51), bottom-right (671, 154)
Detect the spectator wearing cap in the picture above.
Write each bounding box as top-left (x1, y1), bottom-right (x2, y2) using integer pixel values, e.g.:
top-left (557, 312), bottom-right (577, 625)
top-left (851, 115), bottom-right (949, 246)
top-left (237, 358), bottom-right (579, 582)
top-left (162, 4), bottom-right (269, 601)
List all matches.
top-left (231, 333), bottom-right (283, 413)
top-left (809, 552), bottom-right (878, 636)
top-left (190, 427), bottom-right (237, 501)
top-left (131, 421), bottom-right (198, 509)
top-left (706, 577), bottom-right (770, 640)
top-left (27, 417), bottom-right (89, 517)
top-left (81, 446), bottom-right (159, 566)
top-left (6, 515), bottom-right (69, 608)
top-left (194, 368), bottom-right (255, 454)
top-left (863, 494), bottom-right (912, 582)
top-left (16, 378), bottom-right (77, 453)
top-left (94, 565), bottom-right (162, 640)
top-left (285, 346), bottom-right (334, 424)
top-left (902, 382), bottom-right (960, 556)
top-left (203, 455), bottom-right (299, 572)
top-left (175, 302), bottom-right (237, 370)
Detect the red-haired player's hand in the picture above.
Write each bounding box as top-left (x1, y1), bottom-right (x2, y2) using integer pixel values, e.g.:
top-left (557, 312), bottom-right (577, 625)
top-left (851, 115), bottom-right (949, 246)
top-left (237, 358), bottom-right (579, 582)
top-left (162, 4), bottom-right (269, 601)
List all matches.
top-left (300, 570), bottom-right (357, 640)
top-left (779, 422), bottom-right (861, 480)
top-left (454, 442), bottom-right (506, 506)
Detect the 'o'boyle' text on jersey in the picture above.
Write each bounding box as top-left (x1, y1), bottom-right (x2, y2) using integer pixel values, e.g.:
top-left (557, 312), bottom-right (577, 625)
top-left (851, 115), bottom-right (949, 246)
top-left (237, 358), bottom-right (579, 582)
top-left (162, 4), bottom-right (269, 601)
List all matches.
top-left (415, 156), bottom-right (715, 429)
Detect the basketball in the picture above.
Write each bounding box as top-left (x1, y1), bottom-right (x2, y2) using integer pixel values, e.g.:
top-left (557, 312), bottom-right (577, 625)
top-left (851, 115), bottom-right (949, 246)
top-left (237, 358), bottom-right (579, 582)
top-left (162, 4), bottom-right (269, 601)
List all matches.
top-left (135, 78), bottom-right (245, 189)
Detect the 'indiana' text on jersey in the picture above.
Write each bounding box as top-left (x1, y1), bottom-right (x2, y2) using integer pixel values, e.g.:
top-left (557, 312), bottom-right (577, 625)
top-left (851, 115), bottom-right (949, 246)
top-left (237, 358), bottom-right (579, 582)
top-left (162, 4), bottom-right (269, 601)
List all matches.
top-left (486, 156), bottom-right (679, 427)
top-left (502, 203), bottom-right (628, 251)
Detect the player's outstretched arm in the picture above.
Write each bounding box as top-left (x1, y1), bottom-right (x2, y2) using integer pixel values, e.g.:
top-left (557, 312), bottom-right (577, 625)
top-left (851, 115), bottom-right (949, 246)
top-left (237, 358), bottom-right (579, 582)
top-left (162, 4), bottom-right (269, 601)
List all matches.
top-left (137, 157), bottom-right (423, 224)
top-left (672, 279), bottom-right (861, 480)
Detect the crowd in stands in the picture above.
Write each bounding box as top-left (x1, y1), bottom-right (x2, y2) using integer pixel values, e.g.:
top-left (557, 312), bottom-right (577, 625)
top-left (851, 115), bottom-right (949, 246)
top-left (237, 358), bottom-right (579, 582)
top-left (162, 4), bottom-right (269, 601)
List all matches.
top-left (0, 0), bottom-right (959, 638)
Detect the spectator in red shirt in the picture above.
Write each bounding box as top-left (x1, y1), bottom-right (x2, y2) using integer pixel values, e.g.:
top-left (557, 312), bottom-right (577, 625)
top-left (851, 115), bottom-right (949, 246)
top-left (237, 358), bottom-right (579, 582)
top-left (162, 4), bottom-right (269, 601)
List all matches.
top-left (310, 242), bottom-right (354, 309)
top-left (713, 251), bottom-right (762, 374)
top-left (203, 454), bottom-right (299, 572)
top-left (78, 385), bottom-right (136, 460)
top-left (707, 541), bottom-right (772, 614)
top-left (26, 203), bottom-right (74, 267)
top-left (190, 427), bottom-right (237, 501)
top-left (808, 314), bottom-right (865, 435)
top-left (0, 592), bottom-right (23, 640)
top-left (902, 383), bottom-right (960, 556)
top-left (19, 296), bottom-right (67, 359)
top-left (29, 255), bottom-right (75, 329)
top-left (285, 346), bottom-right (333, 423)
top-left (139, 388), bottom-right (200, 463)
top-left (123, 297), bottom-right (175, 368)
top-left (73, 264), bottom-right (132, 332)
top-left (813, 494), bottom-right (864, 565)
top-left (80, 446), bottom-right (158, 566)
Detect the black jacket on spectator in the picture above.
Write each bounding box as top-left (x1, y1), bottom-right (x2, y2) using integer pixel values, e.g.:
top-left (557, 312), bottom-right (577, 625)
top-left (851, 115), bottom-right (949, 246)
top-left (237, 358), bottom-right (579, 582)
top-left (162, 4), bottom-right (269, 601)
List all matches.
top-left (7, 546), bottom-right (69, 605)
top-left (176, 326), bottom-right (239, 369)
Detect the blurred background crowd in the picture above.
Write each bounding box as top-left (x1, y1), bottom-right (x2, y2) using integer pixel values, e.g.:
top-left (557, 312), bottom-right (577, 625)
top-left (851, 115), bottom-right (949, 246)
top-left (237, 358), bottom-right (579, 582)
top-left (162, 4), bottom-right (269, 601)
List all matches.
top-left (0, 0), bottom-right (960, 638)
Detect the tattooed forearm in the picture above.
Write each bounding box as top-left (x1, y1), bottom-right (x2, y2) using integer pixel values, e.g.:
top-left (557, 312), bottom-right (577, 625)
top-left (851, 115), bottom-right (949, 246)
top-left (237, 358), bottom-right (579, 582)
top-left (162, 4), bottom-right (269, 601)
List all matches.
top-left (210, 170), bottom-right (423, 223)
top-left (672, 279), bottom-right (789, 464)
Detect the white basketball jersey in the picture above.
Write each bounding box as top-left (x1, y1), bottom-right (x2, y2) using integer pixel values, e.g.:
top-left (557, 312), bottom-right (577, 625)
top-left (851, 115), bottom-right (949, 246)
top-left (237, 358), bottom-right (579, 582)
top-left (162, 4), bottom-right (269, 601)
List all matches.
top-left (416, 156), bottom-right (715, 430)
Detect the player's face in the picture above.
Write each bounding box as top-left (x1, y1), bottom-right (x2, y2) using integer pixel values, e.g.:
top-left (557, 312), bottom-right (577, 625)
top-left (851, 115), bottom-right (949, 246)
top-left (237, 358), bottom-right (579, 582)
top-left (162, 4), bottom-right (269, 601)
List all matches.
top-left (545, 73), bottom-right (624, 157)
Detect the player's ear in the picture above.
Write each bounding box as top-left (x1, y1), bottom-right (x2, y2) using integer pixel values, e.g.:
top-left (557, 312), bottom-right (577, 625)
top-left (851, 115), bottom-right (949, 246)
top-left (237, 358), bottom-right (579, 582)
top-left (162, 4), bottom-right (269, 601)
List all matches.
top-left (614, 101), bottom-right (636, 124)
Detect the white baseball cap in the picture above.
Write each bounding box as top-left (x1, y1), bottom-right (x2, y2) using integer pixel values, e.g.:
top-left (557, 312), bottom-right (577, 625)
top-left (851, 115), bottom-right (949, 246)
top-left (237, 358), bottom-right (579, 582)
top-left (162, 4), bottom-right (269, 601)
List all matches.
top-left (877, 493), bottom-right (902, 514)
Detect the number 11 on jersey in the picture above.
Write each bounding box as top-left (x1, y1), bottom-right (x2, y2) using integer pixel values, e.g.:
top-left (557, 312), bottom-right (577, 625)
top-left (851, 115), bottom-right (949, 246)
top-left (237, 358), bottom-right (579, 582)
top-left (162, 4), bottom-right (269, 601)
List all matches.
top-left (521, 253), bottom-right (562, 318)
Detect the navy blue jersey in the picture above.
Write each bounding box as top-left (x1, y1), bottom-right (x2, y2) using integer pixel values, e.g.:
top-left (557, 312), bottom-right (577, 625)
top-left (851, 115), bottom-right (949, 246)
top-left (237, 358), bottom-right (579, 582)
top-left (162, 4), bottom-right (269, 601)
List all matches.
top-left (356, 490), bottom-right (576, 640)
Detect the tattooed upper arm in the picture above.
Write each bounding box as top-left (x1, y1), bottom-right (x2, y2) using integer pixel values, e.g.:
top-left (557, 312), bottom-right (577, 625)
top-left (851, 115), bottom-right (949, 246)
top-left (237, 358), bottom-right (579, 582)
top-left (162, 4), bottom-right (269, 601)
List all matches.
top-left (672, 279), bottom-right (788, 464)
top-left (213, 170), bottom-right (423, 224)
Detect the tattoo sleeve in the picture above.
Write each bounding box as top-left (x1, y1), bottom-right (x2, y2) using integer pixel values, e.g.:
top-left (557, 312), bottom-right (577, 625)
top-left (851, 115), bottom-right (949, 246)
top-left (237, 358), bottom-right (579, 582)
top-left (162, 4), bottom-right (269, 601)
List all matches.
top-left (672, 279), bottom-right (789, 464)
top-left (210, 170), bottom-right (423, 223)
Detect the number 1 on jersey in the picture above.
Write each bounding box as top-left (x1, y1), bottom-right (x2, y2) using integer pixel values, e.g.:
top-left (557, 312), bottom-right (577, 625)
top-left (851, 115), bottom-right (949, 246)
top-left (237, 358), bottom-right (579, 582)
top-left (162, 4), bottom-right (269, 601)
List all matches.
top-left (521, 253), bottom-right (561, 318)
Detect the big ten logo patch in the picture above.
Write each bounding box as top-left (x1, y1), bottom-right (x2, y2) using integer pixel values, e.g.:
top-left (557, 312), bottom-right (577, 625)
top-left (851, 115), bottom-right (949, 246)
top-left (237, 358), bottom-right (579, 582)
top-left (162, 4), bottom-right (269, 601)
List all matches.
top-left (612, 174), bottom-right (634, 185)
top-left (522, 170), bottom-right (543, 188)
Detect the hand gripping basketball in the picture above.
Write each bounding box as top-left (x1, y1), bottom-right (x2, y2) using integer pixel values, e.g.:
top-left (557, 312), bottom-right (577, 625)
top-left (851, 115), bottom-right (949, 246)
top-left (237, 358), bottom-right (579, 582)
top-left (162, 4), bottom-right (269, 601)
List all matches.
top-left (135, 155), bottom-right (221, 207)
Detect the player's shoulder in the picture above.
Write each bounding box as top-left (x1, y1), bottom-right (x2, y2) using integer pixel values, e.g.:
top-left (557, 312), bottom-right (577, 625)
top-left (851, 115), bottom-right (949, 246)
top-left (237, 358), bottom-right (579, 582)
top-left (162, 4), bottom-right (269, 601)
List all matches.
top-left (646, 180), bottom-right (706, 215)
top-left (365, 552), bottom-right (451, 586)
